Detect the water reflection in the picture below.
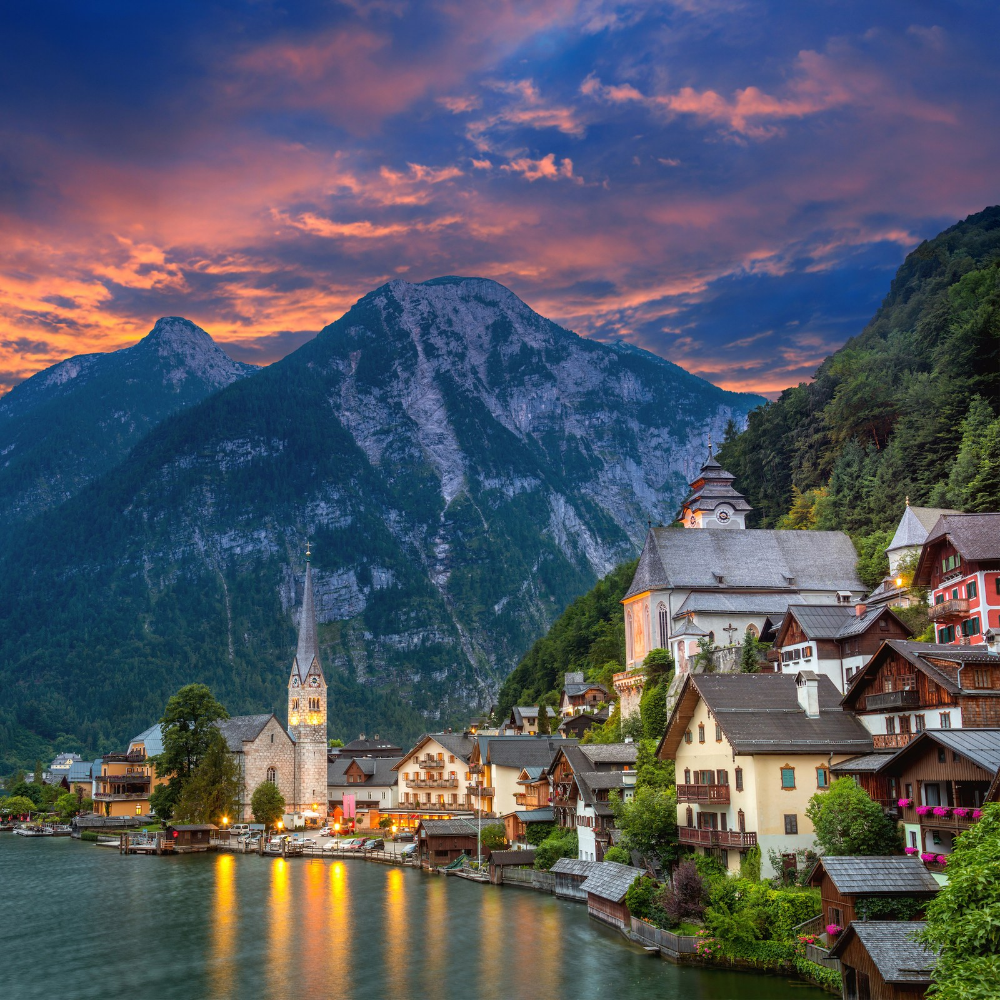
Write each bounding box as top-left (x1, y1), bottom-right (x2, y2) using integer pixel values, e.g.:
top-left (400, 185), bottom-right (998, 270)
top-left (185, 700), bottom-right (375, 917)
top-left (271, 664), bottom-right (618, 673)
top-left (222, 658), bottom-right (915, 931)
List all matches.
top-left (421, 876), bottom-right (447, 996)
top-left (384, 867), bottom-right (407, 994)
top-left (303, 861), bottom-right (326, 998)
top-left (210, 852), bottom-right (237, 998)
top-left (327, 860), bottom-right (352, 997)
top-left (478, 884), bottom-right (505, 991)
top-left (266, 859), bottom-right (291, 998)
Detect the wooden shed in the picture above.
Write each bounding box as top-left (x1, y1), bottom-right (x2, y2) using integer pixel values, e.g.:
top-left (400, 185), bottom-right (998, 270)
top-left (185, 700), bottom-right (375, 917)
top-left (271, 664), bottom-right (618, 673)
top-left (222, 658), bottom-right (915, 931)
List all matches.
top-left (488, 849), bottom-right (536, 884)
top-left (829, 921), bottom-right (936, 1000)
top-left (578, 861), bottom-right (645, 930)
top-left (806, 856), bottom-right (938, 943)
top-left (166, 824), bottom-right (217, 852)
top-left (416, 818), bottom-right (482, 867)
top-left (550, 857), bottom-right (598, 901)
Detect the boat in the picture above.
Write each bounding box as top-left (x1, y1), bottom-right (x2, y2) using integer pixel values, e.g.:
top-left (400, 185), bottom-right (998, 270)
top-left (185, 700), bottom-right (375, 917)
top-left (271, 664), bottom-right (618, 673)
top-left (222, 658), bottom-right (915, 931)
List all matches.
top-left (13, 825), bottom-right (54, 837)
top-left (48, 824), bottom-right (73, 836)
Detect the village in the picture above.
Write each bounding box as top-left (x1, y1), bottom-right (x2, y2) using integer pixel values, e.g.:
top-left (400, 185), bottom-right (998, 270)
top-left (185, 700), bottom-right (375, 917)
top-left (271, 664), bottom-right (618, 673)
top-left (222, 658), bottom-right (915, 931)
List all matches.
top-left (5, 453), bottom-right (1000, 1000)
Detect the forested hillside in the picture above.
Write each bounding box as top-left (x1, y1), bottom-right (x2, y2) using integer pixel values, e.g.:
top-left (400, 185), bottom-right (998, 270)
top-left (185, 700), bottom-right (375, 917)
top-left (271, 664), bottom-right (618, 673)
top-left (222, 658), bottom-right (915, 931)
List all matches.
top-left (717, 207), bottom-right (1000, 565)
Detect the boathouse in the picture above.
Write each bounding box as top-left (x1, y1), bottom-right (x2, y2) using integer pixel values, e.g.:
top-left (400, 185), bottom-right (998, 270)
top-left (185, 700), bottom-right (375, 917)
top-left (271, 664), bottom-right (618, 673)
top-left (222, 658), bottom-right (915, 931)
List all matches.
top-left (828, 921), bottom-right (937, 1000)
top-left (416, 818), bottom-right (482, 867)
top-left (550, 857), bottom-right (597, 901)
top-left (166, 824), bottom-right (217, 852)
top-left (579, 861), bottom-right (645, 930)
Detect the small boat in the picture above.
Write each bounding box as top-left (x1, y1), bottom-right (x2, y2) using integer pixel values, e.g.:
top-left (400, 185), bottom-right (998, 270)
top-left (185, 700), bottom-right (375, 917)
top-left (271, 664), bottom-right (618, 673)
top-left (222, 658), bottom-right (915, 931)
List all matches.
top-left (14, 825), bottom-right (54, 837)
top-left (48, 825), bottom-right (73, 836)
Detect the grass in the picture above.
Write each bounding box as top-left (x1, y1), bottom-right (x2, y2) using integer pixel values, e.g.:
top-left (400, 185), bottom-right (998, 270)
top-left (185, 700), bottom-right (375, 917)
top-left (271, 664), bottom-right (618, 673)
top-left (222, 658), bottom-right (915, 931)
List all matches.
top-left (675, 922), bottom-right (702, 937)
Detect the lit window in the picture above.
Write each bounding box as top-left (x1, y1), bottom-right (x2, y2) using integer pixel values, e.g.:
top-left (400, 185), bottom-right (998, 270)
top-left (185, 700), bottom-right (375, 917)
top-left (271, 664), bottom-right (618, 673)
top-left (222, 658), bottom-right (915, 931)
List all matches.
top-left (781, 767), bottom-right (795, 789)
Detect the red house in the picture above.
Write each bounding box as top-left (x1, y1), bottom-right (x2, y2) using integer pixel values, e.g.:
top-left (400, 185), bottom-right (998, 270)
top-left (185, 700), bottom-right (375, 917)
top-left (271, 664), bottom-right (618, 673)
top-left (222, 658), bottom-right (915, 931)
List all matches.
top-left (913, 513), bottom-right (1000, 645)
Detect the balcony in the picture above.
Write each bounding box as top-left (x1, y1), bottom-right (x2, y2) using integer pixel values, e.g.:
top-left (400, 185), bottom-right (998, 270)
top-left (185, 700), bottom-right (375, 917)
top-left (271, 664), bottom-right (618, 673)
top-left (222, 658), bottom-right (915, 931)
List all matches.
top-left (677, 784), bottom-right (731, 805)
top-left (929, 598), bottom-right (970, 622)
top-left (416, 756), bottom-right (446, 768)
top-left (914, 807), bottom-right (981, 830)
top-left (872, 733), bottom-right (913, 749)
top-left (93, 792), bottom-right (148, 801)
top-left (866, 689), bottom-right (921, 712)
top-left (467, 785), bottom-right (495, 797)
top-left (679, 827), bottom-right (757, 849)
top-left (406, 777), bottom-right (459, 789)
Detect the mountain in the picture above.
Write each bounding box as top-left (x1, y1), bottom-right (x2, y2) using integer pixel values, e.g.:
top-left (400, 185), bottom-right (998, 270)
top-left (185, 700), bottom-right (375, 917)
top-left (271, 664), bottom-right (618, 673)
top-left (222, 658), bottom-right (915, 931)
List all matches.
top-left (717, 206), bottom-right (1000, 548)
top-left (0, 317), bottom-right (256, 531)
top-left (0, 277), bottom-right (762, 768)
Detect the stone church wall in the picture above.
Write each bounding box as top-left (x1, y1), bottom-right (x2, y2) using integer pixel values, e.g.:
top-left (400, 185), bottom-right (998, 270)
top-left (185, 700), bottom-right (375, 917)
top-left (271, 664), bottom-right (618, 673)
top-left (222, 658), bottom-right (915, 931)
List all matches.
top-left (240, 716), bottom-right (296, 823)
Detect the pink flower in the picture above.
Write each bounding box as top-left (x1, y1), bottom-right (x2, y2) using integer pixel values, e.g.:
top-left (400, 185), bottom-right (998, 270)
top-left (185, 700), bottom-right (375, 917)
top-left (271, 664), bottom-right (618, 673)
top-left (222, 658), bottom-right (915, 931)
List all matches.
top-left (952, 807), bottom-right (970, 819)
top-left (916, 805), bottom-right (933, 816)
top-left (932, 806), bottom-right (950, 817)
top-left (936, 854), bottom-right (948, 865)
top-left (904, 846), bottom-right (918, 855)
top-left (825, 924), bottom-right (842, 936)
top-left (973, 809), bottom-right (983, 819)
top-left (897, 798), bottom-right (913, 808)
top-left (920, 852), bottom-right (937, 863)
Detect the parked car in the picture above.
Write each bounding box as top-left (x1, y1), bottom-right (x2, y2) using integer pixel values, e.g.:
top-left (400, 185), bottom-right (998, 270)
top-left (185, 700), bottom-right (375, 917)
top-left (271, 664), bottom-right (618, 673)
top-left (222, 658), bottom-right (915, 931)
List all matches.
top-left (344, 838), bottom-right (366, 850)
top-left (400, 843), bottom-right (418, 858)
top-left (363, 838), bottom-right (384, 851)
top-left (395, 831), bottom-right (414, 843)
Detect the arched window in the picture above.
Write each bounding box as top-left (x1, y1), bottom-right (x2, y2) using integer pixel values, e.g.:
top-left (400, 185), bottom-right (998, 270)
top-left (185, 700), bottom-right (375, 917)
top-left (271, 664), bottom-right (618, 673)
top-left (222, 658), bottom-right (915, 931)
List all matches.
top-left (685, 806), bottom-right (693, 828)
top-left (708, 630), bottom-right (716, 644)
top-left (626, 609), bottom-right (634, 661)
top-left (658, 603), bottom-right (669, 647)
top-left (738, 809), bottom-right (745, 833)
top-left (266, 767), bottom-right (276, 784)
top-left (746, 623), bottom-right (759, 639)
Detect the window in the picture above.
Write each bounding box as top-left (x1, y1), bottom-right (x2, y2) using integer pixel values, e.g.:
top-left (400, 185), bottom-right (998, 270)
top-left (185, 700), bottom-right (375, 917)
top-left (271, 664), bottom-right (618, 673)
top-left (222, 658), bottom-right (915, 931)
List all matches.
top-left (816, 766), bottom-right (829, 789)
top-left (684, 768), bottom-right (691, 784)
top-left (716, 769), bottom-right (729, 785)
top-left (737, 809), bottom-right (745, 833)
top-left (937, 747), bottom-right (947, 763)
top-left (962, 618), bottom-right (982, 637)
top-left (938, 624), bottom-right (956, 643)
top-left (699, 770), bottom-right (715, 785)
top-left (781, 766), bottom-right (796, 789)
top-left (915, 714), bottom-right (925, 733)
top-left (698, 724), bottom-right (706, 743)
top-left (266, 767), bottom-right (276, 783)
top-left (934, 592), bottom-right (944, 605)
top-left (996, 576), bottom-right (1000, 595)
top-left (885, 716), bottom-right (896, 735)
top-left (684, 730), bottom-right (693, 744)
top-left (735, 768), bottom-right (744, 792)
top-left (803, 645), bottom-right (813, 658)
top-left (658, 603), bottom-right (669, 647)
top-left (715, 724), bottom-right (723, 742)
top-left (899, 715), bottom-right (911, 734)
top-left (909, 830), bottom-right (917, 848)
top-left (967, 580), bottom-right (978, 599)
top-left (972, 667), bottom-right (991, 688)
top-left (136, 805), bottom-right (142, 815)
top-left (858, 971), bottom-right (871, 1000)
top-left (940, 712), bottom-right (952, 729)
top-left (784, 814), bottom-right (798, 835)
top-left (685, 806), bottom-right (694, 828)
top-left (952, 588), bottom-right (959, 601)
top-left (449, 755), bottom-right (455, 763)
top-left (291, 698), bottom-right (299, 711)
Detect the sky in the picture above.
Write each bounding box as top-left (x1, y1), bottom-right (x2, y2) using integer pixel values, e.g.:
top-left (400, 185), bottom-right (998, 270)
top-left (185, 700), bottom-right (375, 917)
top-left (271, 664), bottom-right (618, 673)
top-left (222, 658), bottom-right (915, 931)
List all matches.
top-left (1, 1), bottom-right (997, 398)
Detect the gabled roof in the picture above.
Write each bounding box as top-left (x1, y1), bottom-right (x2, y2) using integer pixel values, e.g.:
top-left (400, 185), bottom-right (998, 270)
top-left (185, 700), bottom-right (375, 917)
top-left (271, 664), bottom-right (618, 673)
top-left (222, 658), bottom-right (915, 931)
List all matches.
top-left (828, 922), bottom-right (936, 984)
top-left (328, 755), bottom-right (402, 786)
top-left (485, 737), bottom-right (572, 770)
top-left (875, 728), bottom-right (1000, 780)
top-left (678, 449), bottom-right (752, 518)
top-left (514, 808), bottom-right (554, 822)
top-left (551, 857), bottom-right (598, 877)
top-left (217, 714), bottom-right (279, 751)
top-left (625, 527), bottom-right (864, 599)
top-left (830, 752), bottom-right (895, 774)
top-left (914, 512), bottom-right (1000, 585)
top-left (807, 856), bottom-right (940, 896)
top-left (510, 706), bottom-right (558, 726)
top-left (417, 818), bottom-right (480, 836)
top-left (394, 732), bottom-right (477, 769)
top-left (579, 743), bottom-right (638, 766)
top-left (776, 603), bottom-right (912, 645)
top-left (842, 640), bottom-right (1000, 708)
top-left (886, 505), bottom-right (960, 554)
top-left (66, 760), bottom-right (96, 782)
top-left (129, 723), bottom-right (164, 756)
top-left (579, 861), bottom-right (645, 902)
top-left (659, 673), bottom-right (874, 758)
top-left (562, 681), bottom-right (610, 698)
top-left (516, 766), bottom-right (546, 783)
top-left (339, 737), bottom-right (403, 756)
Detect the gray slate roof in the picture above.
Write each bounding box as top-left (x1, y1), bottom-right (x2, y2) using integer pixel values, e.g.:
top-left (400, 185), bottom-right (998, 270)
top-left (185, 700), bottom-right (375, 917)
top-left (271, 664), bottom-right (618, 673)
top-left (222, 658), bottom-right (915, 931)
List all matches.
top-left (129, 723), bottom-right (164, 756)
top-left (293, 559), bottom-right (323, 681)
top-left (328, 755), bottom-right (402, 786)
top-left (886, 506), bottom-right (959, 553)
top-left (514, 808), bottom-right (554, 822)
top-left (876, 729), bottom-right (1000, 778)
top-left (674, 592), bottom-right (796, 617)
top-left (563, 681), bottom-right (610, 698)
top-left (579, 744), bottom-right (638, 766)
top-left (579, 861), bottom-right (645, 902)
top-left (687, 674), bottom-right (874, 755)
top-left (217, 714), bottom-right (275, 751)
top-left (486, 737), bottom-right (573, 769)
top-left (66, 760), bottom-right (95, 782)
top-left (829, 922), bottom-right (937, 983)
top-left (924, 512), bottom-right (1000, 562)
top-left (811, 856), bottom-right (940, 895)
top-left (678, 451), bottom-right (753, 517)
top-left (625, 527), bottom-right (864, 598)
top-left (517, 766), bottom-right (546, 783)
top-left (831, 753), bottom-right (896, 774)
top-left (551, 858), bottom-right (598, 877)
top-left (489, 850), bottom-right (536, 866)
top-left (577, 771), bottom-right (628, 790)
top-left (418, 818), bottom-right (480, 836)
top-left (782, 603), bottom-right (909, 641)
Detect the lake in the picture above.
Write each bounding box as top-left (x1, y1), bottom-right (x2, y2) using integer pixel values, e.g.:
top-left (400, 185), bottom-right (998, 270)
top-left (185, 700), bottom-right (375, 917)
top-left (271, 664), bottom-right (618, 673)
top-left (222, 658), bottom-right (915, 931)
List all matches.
top-left (2, 836), bottom-right (829, 1000)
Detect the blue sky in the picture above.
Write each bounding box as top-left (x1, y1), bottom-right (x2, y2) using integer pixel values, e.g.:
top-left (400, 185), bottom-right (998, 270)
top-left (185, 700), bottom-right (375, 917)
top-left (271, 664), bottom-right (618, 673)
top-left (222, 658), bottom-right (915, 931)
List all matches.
top-left (0, 0), bottom-right (997, 395)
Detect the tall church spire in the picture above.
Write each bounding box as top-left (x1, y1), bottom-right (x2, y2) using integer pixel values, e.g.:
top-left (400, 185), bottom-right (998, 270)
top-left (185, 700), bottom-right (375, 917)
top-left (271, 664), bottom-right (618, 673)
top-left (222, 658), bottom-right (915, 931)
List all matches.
top-left (294, 547), bottom-right (321, 681)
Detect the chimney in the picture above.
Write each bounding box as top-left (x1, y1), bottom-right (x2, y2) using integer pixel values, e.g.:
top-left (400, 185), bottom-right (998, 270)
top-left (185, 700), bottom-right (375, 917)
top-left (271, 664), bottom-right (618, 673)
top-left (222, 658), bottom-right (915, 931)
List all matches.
top-left (855, 603), bottom-right (867, 618)
top-left (986, 630), bottom-right (1000, 655)
top-left (796, 672), bottom-right (820, 718)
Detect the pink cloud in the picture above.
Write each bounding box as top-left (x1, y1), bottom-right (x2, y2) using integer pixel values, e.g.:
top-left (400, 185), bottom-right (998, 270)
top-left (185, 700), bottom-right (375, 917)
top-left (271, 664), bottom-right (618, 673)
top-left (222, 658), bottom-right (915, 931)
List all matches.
top-left (501, 153), bottom-right (578, 182)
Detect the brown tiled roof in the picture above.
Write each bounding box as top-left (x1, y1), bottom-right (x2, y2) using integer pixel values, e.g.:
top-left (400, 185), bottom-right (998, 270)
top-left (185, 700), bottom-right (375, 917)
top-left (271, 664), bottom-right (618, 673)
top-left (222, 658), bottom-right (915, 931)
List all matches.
top-left (924, 512), bottom-right (1000, 562)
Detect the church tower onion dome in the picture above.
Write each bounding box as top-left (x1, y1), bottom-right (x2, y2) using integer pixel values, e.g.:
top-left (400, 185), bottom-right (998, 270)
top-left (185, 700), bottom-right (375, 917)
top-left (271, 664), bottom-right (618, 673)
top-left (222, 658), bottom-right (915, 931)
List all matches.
top-left (678, 447), bottom-right (752, 529)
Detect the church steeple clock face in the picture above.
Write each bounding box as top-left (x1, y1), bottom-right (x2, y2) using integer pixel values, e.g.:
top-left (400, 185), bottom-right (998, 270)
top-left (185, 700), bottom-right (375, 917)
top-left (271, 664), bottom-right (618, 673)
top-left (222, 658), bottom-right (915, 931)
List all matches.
top-left (717, 510), bottom-right (730, 523)
top-left (308, 675), bottom-right (320, 688)
top-left (291, 676), bottom-right (300, 688)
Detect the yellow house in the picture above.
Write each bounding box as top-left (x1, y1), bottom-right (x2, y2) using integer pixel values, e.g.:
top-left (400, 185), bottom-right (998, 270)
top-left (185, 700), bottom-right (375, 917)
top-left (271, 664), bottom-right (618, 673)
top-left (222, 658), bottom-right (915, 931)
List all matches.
top-left (658, 671), bottom-right (873, 878)
top-left (93, 724), bottom-right (168, 818)
top-left (391, 733), bottom-right (477, 828)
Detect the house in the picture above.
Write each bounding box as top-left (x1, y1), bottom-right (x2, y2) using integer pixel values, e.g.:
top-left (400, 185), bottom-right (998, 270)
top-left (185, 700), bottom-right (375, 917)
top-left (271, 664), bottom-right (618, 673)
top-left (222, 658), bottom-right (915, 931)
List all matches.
top-left (551, 857), bottom-right (598, 900)
top-left (841, 640), bottom-right (1000, 748)
top-left (469, 735), bottom-right (573, 818)
top-left (558, 672), bottom-right (611, 717)
top-left (501, 706), bottom-right (558, 735)
top-left (512, 765), bottom-right (549, 808)
top-left (416, 817), bottom-right (483, 867)
top-left (504, 807), bottom-right (554, 846)
top-left (886, 505), bottom-right (960, 578)
top-left (558, 709), bottom-right (608, 739)
top-left (48, 752), bottom-right (82, 774)
top-left (93, 725), bottom-right (171, 818)
top-left (335, 735), bottom-right (404, 758)
top-left (773, 603), bottom-right (912, 692)
top-left (830, 751), bottom-right (900, 818)
top-left (391, 732), bottom-right (477, 827)
top-left (166, 823), bottom-right (217, 852)
top-left (913, 512), bottom-right (1000, 645)
top-left (874, 728), bottom-right (1000, 878)
top-left (579, 861), bottom-right (645, 930)
top-left (806, 856), bottom-right (939, 946)
top-left (328, 754), bottom-right (401, 832)
top-left (828, 921), bottom-right (937, 1000)
top-left (66, 758), bottom-right (97, 800)
top-left (549, 742), bottom-right (638, 862)
top-left (622, 456), bottom-right (865, 678)
top-left (658, 671), bottom-right (873, 877)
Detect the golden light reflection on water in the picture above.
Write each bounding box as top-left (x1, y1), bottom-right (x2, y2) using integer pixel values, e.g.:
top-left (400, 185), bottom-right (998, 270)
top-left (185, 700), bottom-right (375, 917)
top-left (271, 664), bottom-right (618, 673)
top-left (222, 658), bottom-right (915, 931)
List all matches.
top-left (266, 859), bottom-right (291, 997)
top-left (210, 853), bottom-right (237, 998)
top-left (303, 861), bottom-right (326, 998)
top-left (327, 860), bottom-right (351, 996)
top-left (478, 884), bottom-right (505, 990)
top-left (421, 877), bottom-right (448, 995)
top-left (383, 867), bottom-right (407, 993)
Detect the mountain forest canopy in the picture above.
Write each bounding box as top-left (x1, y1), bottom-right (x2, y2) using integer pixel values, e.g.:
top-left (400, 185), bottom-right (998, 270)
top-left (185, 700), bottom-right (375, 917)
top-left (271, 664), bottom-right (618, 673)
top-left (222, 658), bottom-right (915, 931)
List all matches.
top-left (717, 207), bottom-right (1000, 562)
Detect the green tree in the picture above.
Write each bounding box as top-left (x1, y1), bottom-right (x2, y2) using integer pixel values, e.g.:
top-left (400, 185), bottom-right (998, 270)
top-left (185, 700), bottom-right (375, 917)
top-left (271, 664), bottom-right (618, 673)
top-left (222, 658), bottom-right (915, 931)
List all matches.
top-left (805, 777), bottom-right (901, 856)
top-left (0, 795), bottom-right (35, 816)
top-left (172, 730), bottom-right (241, 825)
top-left (639, 681), bottom-right (668, 741)
top-left (378, 815), bottom-right (393, 831)
top-left (740, 631), bottom-right (767, 673)
top-left (328, 738), bottom-right (344, 748)
top-left (533, 827), bottom-right (578, 870)
top-left (643, 648), bottom-right (674, 684)
top-left (921, 803), bottom-right (1000, 999)
top-left (250, 781), bottom-right (285, 828)
top-left (525, 821), bottom-right (554, 846)
top-left (739, 844), bottom-right (762, 882)
top-left (4, 769), bottom-right (25, 792)
top-left (535, 698), bottom-right (551, 736)
top-left (150, 683), bottom-right (230, 822)
top-left (635, 739), bottom-right (674, 791)
top-left (612, 784), bottom-right (677, 866)
top-left (602, 845), bottom-right (630, 864)
top-left (853, 530), bottom-right (894, 591)
top-left (32, 760), bottom-right (43, 786)
top-left (54, 792), bottom-right (81, 820)
top-left (480, 823), bottom-right (508, 851)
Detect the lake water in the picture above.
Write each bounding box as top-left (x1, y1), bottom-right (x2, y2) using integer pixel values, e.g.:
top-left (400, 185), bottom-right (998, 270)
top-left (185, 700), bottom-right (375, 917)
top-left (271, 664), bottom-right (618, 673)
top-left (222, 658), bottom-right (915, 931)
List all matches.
top-left (2, 836), bottom-right (828, 1000)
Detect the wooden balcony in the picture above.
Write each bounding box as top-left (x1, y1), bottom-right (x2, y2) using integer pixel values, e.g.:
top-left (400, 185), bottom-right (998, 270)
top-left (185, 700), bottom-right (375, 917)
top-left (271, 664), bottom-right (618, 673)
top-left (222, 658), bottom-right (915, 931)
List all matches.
top-left (866, 689), bottom-right (920, 712)
top-left (406, 777), bottom-right (458, 789)
top-left (467, 785), bottom-right (495, 797)
top-left (929, 598), bottom-right (970, 622)
top-left (915, 808), bottom-right (981, 830)
top-left (872, 733), bottom-right (913, 749)
top-left (93, 792), bottom-right (148, 801)
top-left (416, 756), bottom-right (446, 768)
top-left (679, 827), bottom-right (756, 849)
top-left (676, 784), bottom-right (730, 805)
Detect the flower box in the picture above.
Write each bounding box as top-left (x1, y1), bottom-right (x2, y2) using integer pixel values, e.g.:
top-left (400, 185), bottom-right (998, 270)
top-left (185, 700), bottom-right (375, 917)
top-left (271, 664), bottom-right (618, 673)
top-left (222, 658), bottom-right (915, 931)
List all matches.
top-left (825, 924), bottom-right (842, 937)
top-left (897, 797), bottom-right (913, 808)
top-left (973, 809), bottom-right (983, 819)
top-left (936, 854), bottom-right (948, 865)
top-left (915, 805), bottom-right (933, 816)
top-left (952, 807), bottom-right (970, 819)
top-left (932, 806), bottom-right (950, 817)
top-left (920, 852), bottom-right (937, 863)
top-left (904, 846), bottom-right (918, 855)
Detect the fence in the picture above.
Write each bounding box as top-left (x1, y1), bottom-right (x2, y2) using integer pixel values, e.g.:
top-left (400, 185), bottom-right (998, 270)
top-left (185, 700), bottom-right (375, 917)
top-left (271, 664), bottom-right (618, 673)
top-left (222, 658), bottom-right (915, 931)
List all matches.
top-left (629, 917), bottom-right (699, 957)
top-left (499, 867), bottom-right (555, 893)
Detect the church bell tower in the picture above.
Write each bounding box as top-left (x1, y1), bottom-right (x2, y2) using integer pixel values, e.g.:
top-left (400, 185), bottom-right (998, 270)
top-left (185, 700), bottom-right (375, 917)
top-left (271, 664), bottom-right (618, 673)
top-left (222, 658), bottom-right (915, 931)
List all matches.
top-left (288, 544), bottom-right (327, 820)
top-left (678, 442), bottom-right (752, 529)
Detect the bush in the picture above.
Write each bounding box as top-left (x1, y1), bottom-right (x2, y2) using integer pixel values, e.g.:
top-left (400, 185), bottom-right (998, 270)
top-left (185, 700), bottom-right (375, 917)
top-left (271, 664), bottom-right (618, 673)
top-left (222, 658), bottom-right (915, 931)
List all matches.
top-left (602, 846), bottom-right (630, 864)
top-left (533, 828), bottom-right (578, 870)
top-left (624, 875), bottom-right (659, 921)
top-left (480, 823), bottom-right (507, 851)
top-left (525, 822), bottom-right (555, 846)
top-left (660, 860), bottom-right (707, 927)
top-left (739, 845), bottom-right (762, 882)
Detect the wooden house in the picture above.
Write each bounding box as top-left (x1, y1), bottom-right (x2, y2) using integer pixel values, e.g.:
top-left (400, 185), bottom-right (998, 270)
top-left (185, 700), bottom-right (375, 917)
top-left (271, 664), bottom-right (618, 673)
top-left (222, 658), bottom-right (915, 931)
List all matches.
top-left (166, 824), bottom-right (217, 852)
top-left (806, 856), bottom-right (938, 945)
top-left (503, 807), bottom-right (554, 847)
top-left (487, 849), bottom-right (536, 884)
top-left (579, 861), bottom-right (645, 931)
top-left (841, 640), bottom-right (1000, 748)
top-left (558, 709), bottom-right (608, 739)
top-left (558, 672), bottom-right (611, 717)
top-left (416, 817), bottom-right (482, 867)
top-left (828, 921), bottom-right (937, 1000)
top-left (874, 728), bottom-right (1000, 874)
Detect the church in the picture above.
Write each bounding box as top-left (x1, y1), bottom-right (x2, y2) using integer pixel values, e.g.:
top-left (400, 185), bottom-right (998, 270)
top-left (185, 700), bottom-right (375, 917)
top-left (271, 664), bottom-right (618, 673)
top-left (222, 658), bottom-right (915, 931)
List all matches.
top-left (621, 448), bottom-right (865, 677)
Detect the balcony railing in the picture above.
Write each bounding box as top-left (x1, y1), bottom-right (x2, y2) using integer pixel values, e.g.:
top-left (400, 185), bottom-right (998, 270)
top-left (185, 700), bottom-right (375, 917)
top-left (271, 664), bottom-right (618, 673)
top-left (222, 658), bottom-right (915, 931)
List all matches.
top-left (914, 807), bottom-right (981, 829)
top-left (677, 784), bottom-right (730, 805)
top-left (866, 689), bottom-right (920, 711)
top-left (872, 733), bottom-right (913, 749)
top-left (416, 757), bottom-right (446, 768)
top-left (467, 785), bottom-right (495, 797)
top-left (679, 827), bottom-right (757, 848)
top-left (929, 598), bottom-right (970, 621)
top-left (406, 777), bottom-right (459, 789)
top-left (93, 792), bottom-right (148, 801)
